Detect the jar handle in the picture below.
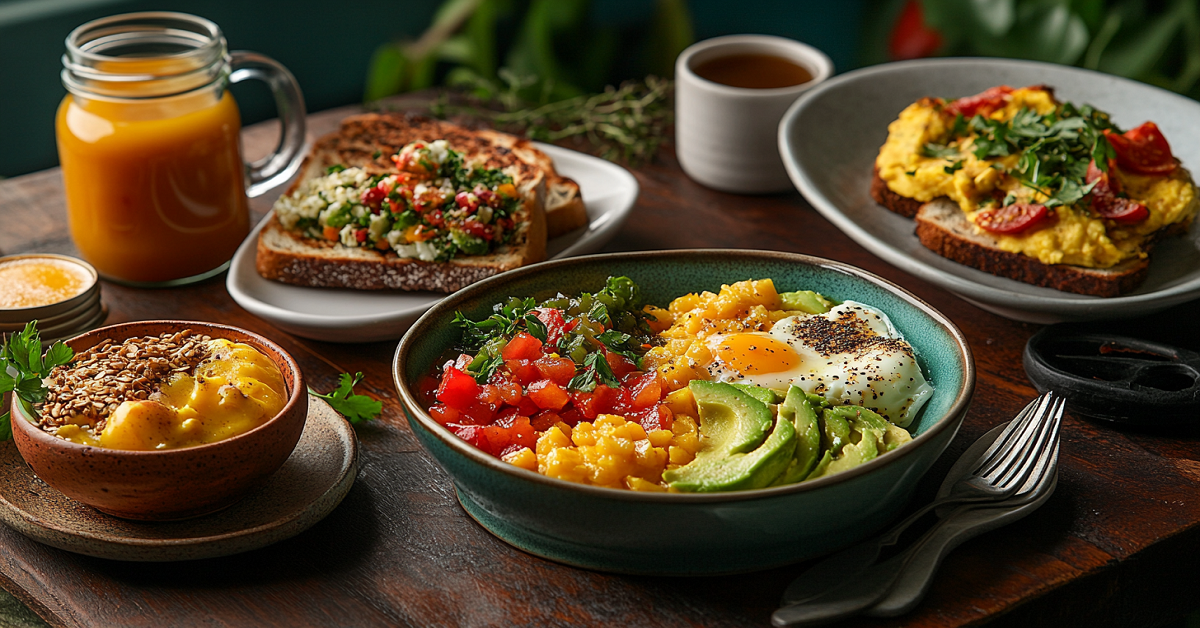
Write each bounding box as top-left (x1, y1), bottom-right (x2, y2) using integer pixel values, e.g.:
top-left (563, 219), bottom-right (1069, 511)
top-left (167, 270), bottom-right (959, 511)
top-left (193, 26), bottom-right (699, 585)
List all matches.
top-left (229, 51), bottom-right (307, 198)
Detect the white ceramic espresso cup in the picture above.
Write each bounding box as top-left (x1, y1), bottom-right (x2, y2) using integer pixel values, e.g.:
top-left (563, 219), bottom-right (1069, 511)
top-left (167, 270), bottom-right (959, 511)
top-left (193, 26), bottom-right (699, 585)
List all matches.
top-left (676, 35), bottom-right (833, 194)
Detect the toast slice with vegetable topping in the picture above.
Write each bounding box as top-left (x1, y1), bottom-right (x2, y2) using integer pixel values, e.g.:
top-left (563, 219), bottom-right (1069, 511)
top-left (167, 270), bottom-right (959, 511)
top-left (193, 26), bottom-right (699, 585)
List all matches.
top-left (313, 113), bottom-right (586, 237)
top-left (256, 115), bottom-right (549, 293)
top-left (914, 199), bottom-right (1149, 297)
top-left (874, 85), bottom-right (1198, 296)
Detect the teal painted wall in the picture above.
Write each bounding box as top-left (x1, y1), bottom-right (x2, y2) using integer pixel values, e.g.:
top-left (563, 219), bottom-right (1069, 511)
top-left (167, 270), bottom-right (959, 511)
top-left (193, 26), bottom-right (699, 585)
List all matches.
top-left (0, 0), bottom-right (862, 177)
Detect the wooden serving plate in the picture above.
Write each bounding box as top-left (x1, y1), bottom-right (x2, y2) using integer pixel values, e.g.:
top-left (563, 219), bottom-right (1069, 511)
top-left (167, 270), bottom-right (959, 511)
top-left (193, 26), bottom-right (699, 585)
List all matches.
top-left (0, 396), bottom-right (357, 561)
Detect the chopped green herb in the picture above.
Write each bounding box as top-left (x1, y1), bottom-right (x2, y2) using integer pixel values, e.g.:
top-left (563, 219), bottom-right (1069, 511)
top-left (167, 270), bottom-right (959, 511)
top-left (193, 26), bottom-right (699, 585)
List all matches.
top-left (0, 322), bottom-right (75, 440)
top-left (450, 276), bottom-right (653, 393)
top-left (944, 160), bottom-right (964, 175)
top-left (922, 143), bottom-right (960, 159)
top-left (963, 102), bottom-right (1121, 208)
top-left (568, 352), bottom-right (620, 392)
top-left (308, 372), bottom-right (382, 425)
top-left (325, 164), bottom-right (347, 174)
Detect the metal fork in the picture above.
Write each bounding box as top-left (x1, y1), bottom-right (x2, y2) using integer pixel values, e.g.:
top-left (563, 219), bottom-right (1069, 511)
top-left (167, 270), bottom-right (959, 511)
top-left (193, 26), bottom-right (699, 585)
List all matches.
top-left (781, 392), bottom-right (1064, 607)
top-left (773, 393), bottom-right (1065, 626)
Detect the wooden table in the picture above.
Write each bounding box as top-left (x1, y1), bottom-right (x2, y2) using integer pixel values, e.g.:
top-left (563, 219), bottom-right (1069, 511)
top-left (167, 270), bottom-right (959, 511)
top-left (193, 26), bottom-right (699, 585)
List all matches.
top-left (1, 104), bottom-right (1199, 628)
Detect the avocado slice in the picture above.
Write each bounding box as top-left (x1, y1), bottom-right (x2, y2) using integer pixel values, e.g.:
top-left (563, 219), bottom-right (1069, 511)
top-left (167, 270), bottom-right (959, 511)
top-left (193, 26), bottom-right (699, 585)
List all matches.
top-left (779, 290), bottom-right (835, 314)
top-left (805, 450), bottom-right (833, 480)
top-left (729, 383), bottom-right (782, 405)
top-left (824, 405), bottom-right (913, 453)
top-left (665, 411), bottom-right (797, 492)
top-left (810, 430), bottom-right (879, 478)
top-left (687, 381), bottom-right (773, 459)
top-left (772, 386), bottom-right (823, 485)
top-left (820, 410), bottom-right (851, 457)
top-left (808, 405), bottom-right (918, 480)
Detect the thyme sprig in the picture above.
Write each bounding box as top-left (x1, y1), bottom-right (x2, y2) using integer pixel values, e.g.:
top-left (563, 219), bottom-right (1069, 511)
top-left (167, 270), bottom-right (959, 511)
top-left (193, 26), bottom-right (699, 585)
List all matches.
top-left (428, 75), bottom-right (673, 165)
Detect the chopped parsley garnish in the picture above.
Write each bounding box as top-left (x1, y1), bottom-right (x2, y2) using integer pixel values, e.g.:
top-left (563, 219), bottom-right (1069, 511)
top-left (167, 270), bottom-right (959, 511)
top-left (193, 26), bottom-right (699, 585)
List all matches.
top-left (451, 276), bottom-right (654, 391)
top-left (0, 322), bottom-right (74, 440)
top-left (308, 372), bottom-right (382, 425)
top-left (962, 102), bottom-right (1120, 208)
top-left (922, 144), bottom-right (960, 160)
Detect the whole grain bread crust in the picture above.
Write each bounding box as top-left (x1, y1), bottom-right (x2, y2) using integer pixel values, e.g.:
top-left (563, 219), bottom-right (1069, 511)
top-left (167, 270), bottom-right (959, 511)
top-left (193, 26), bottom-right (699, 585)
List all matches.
top-left (256, 114), bottom-right (551, 293)
top-left (255, 216), bottom-right (532, 292)
top-left (914, 199), bottom-right (1150, 297)
top-left (870, 165), bottom-right (925, 218)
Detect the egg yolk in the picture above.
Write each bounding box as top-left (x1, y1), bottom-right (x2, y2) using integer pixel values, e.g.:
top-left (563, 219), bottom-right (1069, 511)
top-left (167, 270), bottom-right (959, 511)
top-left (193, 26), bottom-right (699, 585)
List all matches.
top-left (713, 334), bottom-right (799, 375)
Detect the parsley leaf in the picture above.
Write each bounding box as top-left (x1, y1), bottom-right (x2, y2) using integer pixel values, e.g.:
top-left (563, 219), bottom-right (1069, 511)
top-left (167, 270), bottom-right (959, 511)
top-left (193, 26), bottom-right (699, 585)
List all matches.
top-left (950, 113), bottom-right (968, 138)
top-left (567, 353), bottom-right (619, 392)
top-left (308, 372), bottom-right (382, 425)
top-left (523, 314), bottom-right (548, 342)
top-left (1092, 134), bottom-right (1116, 172)
top-left (944, 160), bottom-right (964, 175)
top-left (921, 143), bottom-right (960, 159)
top-left (325, 164), bottom-right (346, 175)
top-left (0, 322), bottom-right (74, 440)
top-left (967, 101), bottom-right (1124, 209)
top-left (595, 329), bottom-right (643, 367)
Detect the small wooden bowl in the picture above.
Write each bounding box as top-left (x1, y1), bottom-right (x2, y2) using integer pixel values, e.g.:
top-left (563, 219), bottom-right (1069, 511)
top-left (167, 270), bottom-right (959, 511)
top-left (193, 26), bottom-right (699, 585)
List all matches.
top-left (10, 321), bottom-right (307, 521)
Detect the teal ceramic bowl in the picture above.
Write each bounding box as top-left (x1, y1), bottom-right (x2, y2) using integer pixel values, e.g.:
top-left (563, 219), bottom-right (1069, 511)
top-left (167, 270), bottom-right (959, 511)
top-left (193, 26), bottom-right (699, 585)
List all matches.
top-left (393, 250), bottom-right (974, 575)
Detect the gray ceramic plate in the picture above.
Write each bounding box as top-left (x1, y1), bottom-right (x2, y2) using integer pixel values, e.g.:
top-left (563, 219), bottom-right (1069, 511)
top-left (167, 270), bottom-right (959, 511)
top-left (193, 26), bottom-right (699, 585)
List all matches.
top-left (0, 396), bottom-right (358, 561)
top-left (779, 58), bottom-right (1200, 323)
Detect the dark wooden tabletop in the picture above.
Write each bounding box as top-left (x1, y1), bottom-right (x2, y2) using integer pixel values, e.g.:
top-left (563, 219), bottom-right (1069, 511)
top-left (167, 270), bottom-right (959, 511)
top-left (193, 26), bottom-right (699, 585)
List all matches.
top-left (1, 103), bottom-right (1199, 628)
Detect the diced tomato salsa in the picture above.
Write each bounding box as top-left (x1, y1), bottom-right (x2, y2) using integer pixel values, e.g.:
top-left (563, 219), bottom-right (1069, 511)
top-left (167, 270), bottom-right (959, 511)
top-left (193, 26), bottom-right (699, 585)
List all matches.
top-left (420, 276), bottom-right (667, 460)
top-left (424, 347), bottom-right (672, 458)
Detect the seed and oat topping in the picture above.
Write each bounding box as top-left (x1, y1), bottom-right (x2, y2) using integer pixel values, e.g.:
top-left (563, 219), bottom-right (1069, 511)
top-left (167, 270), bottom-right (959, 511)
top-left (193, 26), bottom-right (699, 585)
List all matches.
top-left (40, 330), bottom-right (212, 432)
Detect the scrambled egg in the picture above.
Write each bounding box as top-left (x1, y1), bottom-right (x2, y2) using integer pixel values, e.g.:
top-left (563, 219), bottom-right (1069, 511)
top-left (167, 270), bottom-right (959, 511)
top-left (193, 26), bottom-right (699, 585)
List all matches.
top-left (875, 87), bottom-right (1197, 268)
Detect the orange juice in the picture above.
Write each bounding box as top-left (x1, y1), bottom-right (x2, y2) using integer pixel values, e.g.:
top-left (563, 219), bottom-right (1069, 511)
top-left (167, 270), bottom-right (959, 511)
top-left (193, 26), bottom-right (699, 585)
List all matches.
top-left (56, 88), bottom-right (249, 284)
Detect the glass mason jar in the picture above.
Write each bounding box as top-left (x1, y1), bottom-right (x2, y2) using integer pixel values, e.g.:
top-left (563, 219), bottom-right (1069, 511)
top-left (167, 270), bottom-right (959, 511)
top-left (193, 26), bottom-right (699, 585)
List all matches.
top-left (56, 12), bottom-right (306, 286)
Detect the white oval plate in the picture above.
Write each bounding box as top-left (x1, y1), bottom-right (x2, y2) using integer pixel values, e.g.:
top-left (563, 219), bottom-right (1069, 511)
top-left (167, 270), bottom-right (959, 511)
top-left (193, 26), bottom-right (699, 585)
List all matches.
top-left (227, 143), bottom-right (639, 342)
top-left (779, 58), bottom-right (1200, 323)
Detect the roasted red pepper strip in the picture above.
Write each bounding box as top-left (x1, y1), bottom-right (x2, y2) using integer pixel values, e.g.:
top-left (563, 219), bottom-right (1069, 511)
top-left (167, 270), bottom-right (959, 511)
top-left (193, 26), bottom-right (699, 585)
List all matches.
top-left (974, 203), bottom-right (1055, 234)
top-left (945, 86), bottom-right (1014, 119)
top-left (1085, 160), bottom-right (1150, 223)
top-left (1104, 122), bottom-right (1177, 175)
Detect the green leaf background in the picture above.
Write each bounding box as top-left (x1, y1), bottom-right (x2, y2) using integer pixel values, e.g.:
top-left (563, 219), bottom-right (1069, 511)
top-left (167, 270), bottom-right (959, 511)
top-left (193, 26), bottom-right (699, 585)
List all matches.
top-left (864, 0), bottom-right (1200, 100)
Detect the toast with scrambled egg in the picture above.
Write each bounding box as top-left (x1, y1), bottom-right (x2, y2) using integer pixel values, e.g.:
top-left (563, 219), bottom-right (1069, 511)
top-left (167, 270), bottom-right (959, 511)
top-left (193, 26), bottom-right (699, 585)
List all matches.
top-left (873, 86), bottom-right (1198, 296)
top-left (257, 114), bottom-right (581, 293)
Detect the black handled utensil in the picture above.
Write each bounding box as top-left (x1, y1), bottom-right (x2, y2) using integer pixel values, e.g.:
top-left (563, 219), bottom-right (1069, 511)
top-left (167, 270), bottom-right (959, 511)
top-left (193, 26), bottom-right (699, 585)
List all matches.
top-left (1023, 324), bottom-right (1200, 427)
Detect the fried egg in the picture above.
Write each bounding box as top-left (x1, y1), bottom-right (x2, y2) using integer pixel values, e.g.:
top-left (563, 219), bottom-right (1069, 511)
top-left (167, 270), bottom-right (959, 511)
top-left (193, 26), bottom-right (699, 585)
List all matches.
top-left (700, 301), bottom-right (933, 427)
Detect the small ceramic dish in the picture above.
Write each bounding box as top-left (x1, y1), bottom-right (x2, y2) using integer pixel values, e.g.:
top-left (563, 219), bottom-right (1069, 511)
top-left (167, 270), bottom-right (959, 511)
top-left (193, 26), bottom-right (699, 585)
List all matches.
top-left (0, 295), bottom-right (97, 333)
top-left (11, 301), bottom-right (102, 338)
top-left (40, 303), bottom-right (109, 344)
top-left (393, 250), bottom-right (974, 575)
top-left (10, 321), bottom-right (308, 521)
top-left (0, 254), bottom-right (99, 325)
top-left (676, 34), bottom-right (832, 193)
